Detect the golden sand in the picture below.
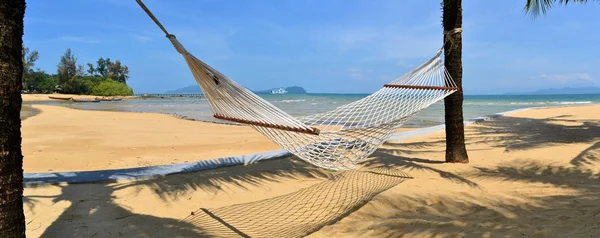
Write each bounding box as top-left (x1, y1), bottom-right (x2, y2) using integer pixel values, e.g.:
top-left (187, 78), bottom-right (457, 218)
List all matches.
top-left (21, 104), bottom-right (280, 173)
top-left (21, 96), bottom-right (413, 173)
top-left (21, 101), bottom-right (600, 237)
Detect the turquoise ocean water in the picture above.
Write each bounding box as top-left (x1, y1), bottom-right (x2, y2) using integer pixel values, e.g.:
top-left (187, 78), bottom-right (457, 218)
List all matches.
top-left (27, 93), bottom-right (600, 128)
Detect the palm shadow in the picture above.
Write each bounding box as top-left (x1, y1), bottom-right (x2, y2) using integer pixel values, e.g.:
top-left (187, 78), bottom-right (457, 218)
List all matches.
top-left (27, 175), bottom-right (201, 237)
top-left (365, 150), bottom-right (480, 188)
top-left (571, 141), bottom-right (600, 167)
top-left (382, 115), bottom-right (600, 154)
top-left (129, 154), bottom-right (331, 201)
top-left (316, 113), bottom-right (600, 236)
top-left (471, 115), bottom-right (600, 152)
top-left (327, 146), bottom-right (600, 237)
top-left (28, 153), bottom-right (416, 237)
top-left (29, 113), bottom-right (600, 236)
top-left (28, 155), bottom-right (330, 237)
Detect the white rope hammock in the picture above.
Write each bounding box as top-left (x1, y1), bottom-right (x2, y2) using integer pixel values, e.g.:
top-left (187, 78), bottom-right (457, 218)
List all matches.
top-left (136, 0), bottom-right (459, 170)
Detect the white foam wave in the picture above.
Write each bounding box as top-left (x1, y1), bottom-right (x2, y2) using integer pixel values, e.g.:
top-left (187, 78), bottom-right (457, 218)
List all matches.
top-left (558, 101), bottom-right (592, 104)
top-left (273, 99), bottom-right (307, 103)
top-left (464, 101), bottom-right (596, 106)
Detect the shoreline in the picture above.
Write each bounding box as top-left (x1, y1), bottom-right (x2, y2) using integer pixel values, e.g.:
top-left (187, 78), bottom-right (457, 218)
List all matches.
top-left (22, 94), bottom-right (600, 129)
top-left (23, 104), bottom-right (555, 185)
top-left (23, 93), bottom-right (244, 126)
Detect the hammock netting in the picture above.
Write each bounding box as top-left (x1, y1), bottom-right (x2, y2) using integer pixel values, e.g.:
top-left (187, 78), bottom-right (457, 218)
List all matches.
top-left (137, 0), bottom-right (459, 170)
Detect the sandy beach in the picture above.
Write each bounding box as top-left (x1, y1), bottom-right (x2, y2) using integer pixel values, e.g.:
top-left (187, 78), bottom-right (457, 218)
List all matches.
top-left (21, 94), bottom-right (414, 173)
top-left (21, 104), bottom-right (281, 173)
top-left (21, 103), bottom-right (600, 237)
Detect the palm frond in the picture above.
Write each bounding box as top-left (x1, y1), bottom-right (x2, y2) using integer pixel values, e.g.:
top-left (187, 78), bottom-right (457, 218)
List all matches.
top-left (523, 0), bottom-right (590, 18)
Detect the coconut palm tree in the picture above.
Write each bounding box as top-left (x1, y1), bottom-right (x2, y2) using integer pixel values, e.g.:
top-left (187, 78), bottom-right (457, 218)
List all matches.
top-left (0, 0), bottom-right (27, 237)
top-left (442, 0), bottom-right (469, 163)
top-left (524, 0), bottom-right (593, 17)
top-left (440, 0), bottom-right (596, 164)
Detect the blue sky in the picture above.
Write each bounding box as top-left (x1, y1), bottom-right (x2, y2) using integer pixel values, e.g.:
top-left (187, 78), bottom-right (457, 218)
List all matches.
top-left (23, 0), bottom-right (600, 94)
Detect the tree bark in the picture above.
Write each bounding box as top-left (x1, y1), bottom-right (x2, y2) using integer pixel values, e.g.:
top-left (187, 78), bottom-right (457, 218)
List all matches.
top-left (443, 0), bottom-right (469, 163)
top-left (0, 0), bottom-right (27, 237)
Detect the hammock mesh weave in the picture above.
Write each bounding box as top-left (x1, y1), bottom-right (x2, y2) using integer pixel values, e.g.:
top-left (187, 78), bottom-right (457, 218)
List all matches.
top-left (137, 0), bottom-right (459, 170)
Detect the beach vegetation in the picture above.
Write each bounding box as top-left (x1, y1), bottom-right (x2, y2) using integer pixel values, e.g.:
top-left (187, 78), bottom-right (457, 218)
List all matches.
top-left (22, 46), bottom-right (38, 81)
top-left (21, 47), bottom-right (134, 96)
top-left (91, 79), bottom-right (134, 96)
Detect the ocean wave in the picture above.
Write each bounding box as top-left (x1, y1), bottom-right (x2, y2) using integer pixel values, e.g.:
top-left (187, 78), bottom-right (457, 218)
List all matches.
top-left (558, 101), bottom-right (593, 104)
top-left (272, 99), bottom-right (307, 103)
top-left (463, 101), bottom-right (596, 105)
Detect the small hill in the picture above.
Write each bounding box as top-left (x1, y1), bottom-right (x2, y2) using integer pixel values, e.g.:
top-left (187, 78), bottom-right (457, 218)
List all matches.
top-left (285, 86), bottom-right (307, 94)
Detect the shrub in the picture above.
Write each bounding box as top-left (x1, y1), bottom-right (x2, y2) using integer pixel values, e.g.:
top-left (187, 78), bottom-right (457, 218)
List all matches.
top-left (26, 71), bottom-right (57, 93)
top-left (62, 77), bottom-right (93, 95)
top-left (91, 79), bottom-right (134, 96)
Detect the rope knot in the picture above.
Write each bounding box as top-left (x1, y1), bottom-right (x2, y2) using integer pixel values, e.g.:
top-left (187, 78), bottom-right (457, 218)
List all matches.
top-left (443, 28), bottom-right (463, 36)
top-left (443, 28), bottom-right (462, 54)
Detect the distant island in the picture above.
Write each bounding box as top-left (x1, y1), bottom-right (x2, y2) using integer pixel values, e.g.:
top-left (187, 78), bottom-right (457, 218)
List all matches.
top-left (166, 85), bottom-right (307, 94)
top-left (504, 87), bottom-right (600, 95)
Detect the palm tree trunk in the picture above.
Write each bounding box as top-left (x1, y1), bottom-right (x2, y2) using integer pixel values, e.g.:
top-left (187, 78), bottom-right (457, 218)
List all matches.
top-left (443, 0), bottom-right (469, 163)
top-left (0, 0), bottom-right (27, 237)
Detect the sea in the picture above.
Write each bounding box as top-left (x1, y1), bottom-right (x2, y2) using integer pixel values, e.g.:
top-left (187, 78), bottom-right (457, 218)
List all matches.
top-left (27, 93), bottom-right (600, 128)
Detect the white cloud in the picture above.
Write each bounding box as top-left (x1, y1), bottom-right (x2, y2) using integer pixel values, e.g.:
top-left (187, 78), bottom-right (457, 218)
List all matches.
top-left (171, 27), bottom-right (235, 60)
top-left (311, 25), bottom-right (441, 60)
top-left (346, 67), bottom-right (361, 73)
top-left (346, 67), bottom-right (365, 80)
top-left (397, 61), bottom-right (415, 68)
top-left (131, 33), bottom-right (152, 43)
top-left (346, 68), bottom-right (386, 81)
top-left (380, 74), bottom-right (395, 82)
top-left (350, 73), bottom-right (365, 80)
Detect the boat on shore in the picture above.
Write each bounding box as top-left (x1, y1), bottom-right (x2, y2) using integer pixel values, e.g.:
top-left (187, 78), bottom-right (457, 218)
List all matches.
top-left (95, 97), bottom-right (123, 101)
top-left (72, 98), bottom-right (101, 103)
top-left (48, 95), bottom-right (72, 100)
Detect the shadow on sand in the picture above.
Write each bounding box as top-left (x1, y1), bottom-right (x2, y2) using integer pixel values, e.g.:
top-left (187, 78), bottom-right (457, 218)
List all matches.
top-left (181, 168), bottom-right (410, 237)
top-left (26, 155), bottom-right (417, 237)
top-left (342, 154), bottom-right (600, 237)
top-left (25, 114), bottom-right (600, 237)
top-left (321, 114), bottom-right (599, 236)
top-left (382, 115), bottom-right (600, 154)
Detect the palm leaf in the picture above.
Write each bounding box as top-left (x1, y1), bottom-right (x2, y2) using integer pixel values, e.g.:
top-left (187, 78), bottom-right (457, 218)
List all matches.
top-left (524, 0), bottom-right (591, 17)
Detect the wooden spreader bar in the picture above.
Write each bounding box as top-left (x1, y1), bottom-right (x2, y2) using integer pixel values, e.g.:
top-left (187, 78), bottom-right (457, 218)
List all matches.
top-left (383, 84), bottom-right (460, 91)
top-left (214, 114), bottom-right (320, 135)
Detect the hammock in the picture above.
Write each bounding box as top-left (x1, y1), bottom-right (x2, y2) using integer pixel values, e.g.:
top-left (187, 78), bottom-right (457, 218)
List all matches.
top-left (135, 0), bottom-right (459, 170)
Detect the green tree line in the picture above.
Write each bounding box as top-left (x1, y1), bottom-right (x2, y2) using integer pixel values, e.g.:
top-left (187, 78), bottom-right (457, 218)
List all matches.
top-left (22, 46), bottom-right (134, 96)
